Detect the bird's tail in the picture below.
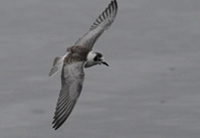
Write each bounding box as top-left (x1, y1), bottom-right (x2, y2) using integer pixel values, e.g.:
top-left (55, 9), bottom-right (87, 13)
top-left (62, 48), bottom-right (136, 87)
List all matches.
top-left (48, 54), bottom-right (66, 76)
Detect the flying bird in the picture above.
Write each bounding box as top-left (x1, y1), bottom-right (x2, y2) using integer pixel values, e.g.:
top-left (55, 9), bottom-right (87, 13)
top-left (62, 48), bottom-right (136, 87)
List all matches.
top-left (49, 0), bottom-right (118, 130)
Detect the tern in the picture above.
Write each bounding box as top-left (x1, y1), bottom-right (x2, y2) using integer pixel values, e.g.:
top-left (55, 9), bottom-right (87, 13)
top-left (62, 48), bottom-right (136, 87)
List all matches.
top-left (49, 0), bottom-right (118, 130)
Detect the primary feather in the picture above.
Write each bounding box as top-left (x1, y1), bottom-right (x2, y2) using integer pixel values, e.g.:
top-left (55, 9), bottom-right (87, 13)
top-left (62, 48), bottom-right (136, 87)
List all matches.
top-left (51, 0), bottom-right (118, 130)
top-left (75, 0), bottom-right (118, 49)
top-left (48, 0), bottom-right (118, 76)
top-left (52, 62), bottom-right (85, 130)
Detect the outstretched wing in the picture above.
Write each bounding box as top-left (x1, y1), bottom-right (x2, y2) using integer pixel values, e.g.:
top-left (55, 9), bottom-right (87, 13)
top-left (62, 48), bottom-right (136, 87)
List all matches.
top-left (52, 62), bottom-right (85, 130)
top-left (74, 0), bottom-right (118, 49)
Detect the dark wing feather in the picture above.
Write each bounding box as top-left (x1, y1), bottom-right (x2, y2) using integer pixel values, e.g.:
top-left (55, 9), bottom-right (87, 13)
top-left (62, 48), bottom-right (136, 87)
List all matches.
top-left (74, 0), bottom-right (118, 49)
top-left (52, 62), bottom-right (85, 130)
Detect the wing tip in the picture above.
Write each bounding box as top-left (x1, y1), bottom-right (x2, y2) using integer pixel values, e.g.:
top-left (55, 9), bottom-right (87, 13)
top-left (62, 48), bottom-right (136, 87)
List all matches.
top-left (52, 118), bottom-right (65, 130)
top-left (90, 0), bottom-right (118, 30)
top-left (52, 123), bottom-right (60, 130)
top-left (112, 0), bottom-right (118, 9)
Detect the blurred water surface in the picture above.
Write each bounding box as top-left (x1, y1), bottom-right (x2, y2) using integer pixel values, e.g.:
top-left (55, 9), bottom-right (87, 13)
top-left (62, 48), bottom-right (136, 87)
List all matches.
top-left (1, 0), bottom-right (200, 138)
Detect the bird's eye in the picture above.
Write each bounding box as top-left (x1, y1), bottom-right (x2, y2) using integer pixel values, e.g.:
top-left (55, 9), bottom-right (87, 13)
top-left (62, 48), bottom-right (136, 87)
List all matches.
top-left (94, 52), bottom-right (103, 61)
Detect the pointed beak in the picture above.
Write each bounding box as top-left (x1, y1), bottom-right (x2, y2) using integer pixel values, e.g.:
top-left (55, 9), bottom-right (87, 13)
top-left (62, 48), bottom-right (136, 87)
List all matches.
top-left (102, 61), bottom-right (109, 67)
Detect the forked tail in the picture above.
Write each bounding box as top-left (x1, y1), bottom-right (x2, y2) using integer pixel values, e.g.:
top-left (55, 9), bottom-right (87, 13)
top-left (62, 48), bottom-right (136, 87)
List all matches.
top-left (48, 54), bottom-right (66, 76)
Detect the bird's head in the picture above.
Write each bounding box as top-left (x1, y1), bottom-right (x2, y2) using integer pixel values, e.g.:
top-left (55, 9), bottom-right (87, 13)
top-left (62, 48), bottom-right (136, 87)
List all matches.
top-left (86, 51), bottom-right (109, 67)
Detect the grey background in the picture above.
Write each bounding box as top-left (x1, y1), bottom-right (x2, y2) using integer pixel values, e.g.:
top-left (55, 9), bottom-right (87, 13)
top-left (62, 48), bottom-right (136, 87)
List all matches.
top-left (1, 0), bottom-right (200, 138)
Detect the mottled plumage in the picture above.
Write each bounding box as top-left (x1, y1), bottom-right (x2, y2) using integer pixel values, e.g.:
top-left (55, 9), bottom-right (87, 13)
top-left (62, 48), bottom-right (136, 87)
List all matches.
top-left (50, 0), bottom-right (118, 130)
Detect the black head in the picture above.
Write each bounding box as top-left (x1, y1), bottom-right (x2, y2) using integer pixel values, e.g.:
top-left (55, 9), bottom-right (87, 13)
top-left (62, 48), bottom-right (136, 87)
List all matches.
top-left (94, 52), bottom-right (109, 66)
top-left (94, 52), bottom-right (103, 61)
